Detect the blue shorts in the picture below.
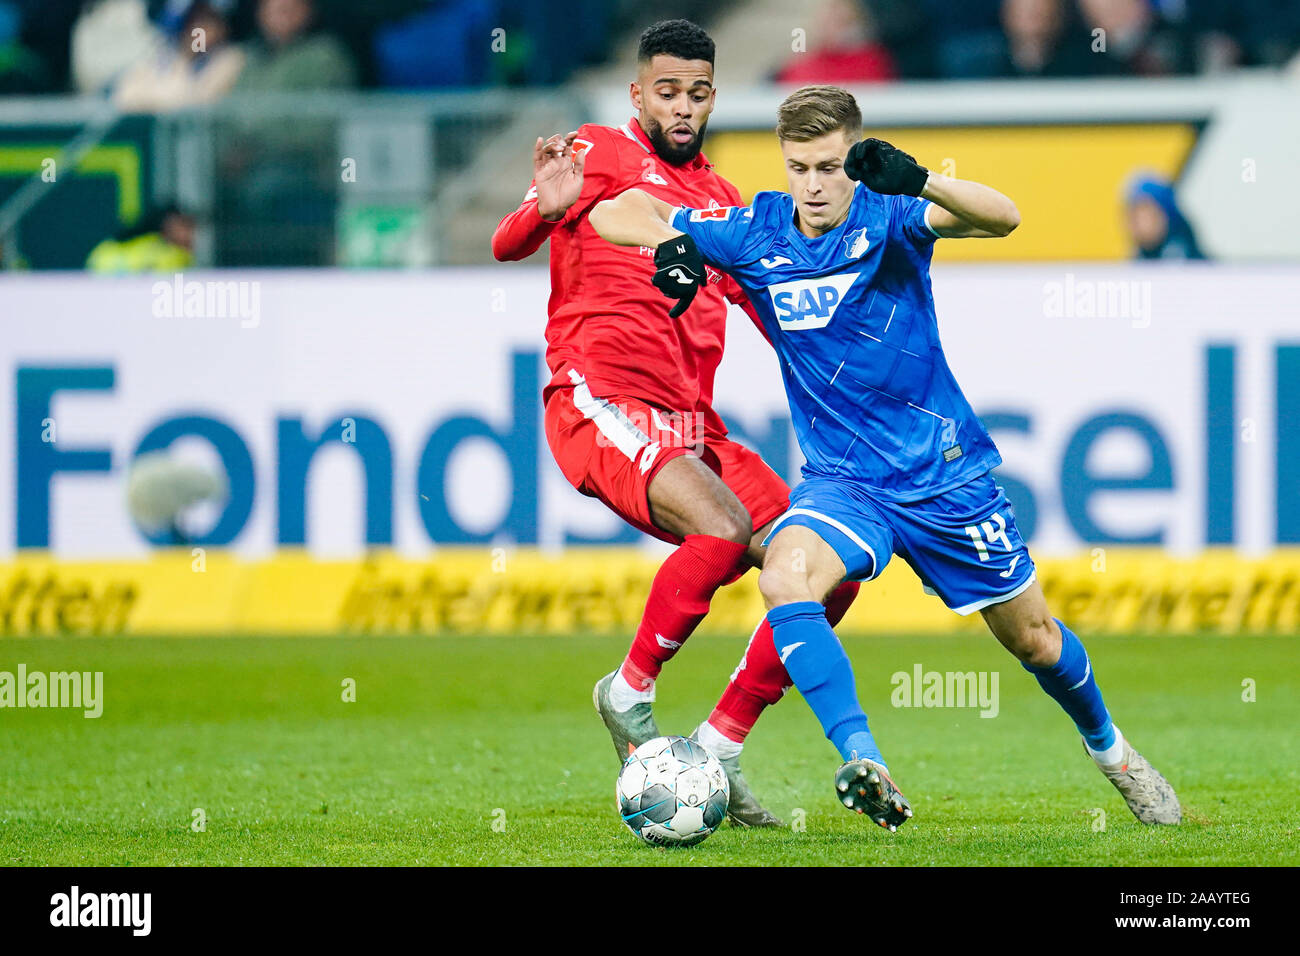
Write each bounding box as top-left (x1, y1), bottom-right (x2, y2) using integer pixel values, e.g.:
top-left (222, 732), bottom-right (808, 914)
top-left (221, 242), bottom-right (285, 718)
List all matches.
top-left (762, 473), bottom-right (1036, 616)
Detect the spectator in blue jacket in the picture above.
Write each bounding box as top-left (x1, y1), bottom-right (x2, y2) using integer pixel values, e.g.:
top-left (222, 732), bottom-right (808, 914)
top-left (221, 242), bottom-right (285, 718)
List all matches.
top-left (1124, 172), bottom-right (1207, 260)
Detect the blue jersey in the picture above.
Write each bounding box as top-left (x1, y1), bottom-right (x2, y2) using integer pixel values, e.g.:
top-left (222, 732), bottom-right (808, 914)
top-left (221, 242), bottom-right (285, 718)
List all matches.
top-left (671, 184), bottom-right (1001, 502)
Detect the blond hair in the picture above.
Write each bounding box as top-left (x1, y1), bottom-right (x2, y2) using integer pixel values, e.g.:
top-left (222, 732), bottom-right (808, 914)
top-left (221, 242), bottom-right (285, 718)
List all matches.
top-left (775, 85), bottom-right (862, 143)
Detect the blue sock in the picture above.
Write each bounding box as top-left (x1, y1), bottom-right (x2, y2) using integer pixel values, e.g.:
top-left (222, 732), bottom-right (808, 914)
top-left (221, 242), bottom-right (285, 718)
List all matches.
top-left (767, 602), bottom-right (885, 766)
top-left (1021, 618), bottom-right (1115, 751)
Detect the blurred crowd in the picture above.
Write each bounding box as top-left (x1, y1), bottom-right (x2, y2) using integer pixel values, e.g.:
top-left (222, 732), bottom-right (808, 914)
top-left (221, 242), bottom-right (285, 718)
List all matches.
top-left (776, 0), bottom-right (1300, 83)
top-left (2, 0), bottom-right (1296, 101)
top-left (0, 0), bottom-right (642, 100)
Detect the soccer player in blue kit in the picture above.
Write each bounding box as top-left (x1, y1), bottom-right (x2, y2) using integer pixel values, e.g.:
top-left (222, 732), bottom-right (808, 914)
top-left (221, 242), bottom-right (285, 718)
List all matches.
top-left (589, 85), bottom-right (1181, 831)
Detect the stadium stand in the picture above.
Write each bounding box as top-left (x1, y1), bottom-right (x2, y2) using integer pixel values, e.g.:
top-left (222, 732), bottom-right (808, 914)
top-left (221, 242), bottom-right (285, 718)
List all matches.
top-left (0, 1), bottom-right (1298, 267)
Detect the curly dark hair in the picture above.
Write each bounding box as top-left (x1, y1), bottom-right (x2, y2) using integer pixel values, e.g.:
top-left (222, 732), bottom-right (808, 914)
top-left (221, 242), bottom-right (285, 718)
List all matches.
top-left (636, 19), bottom-right (715, 65)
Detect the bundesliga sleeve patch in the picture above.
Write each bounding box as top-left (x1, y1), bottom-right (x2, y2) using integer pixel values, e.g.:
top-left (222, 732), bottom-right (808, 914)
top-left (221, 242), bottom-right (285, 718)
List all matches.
top-left (690, 206), bottom-right (733, 222)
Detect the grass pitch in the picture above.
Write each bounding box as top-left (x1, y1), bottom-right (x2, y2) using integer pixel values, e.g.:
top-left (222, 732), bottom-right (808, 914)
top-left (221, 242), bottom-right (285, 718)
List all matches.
top-left (1, 632), bottom-right (1296, 866)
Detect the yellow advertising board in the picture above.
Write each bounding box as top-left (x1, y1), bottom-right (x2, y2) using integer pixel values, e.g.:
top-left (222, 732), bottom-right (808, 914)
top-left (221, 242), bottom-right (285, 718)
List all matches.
top-left (706, 124), bottom-right (1198, 261)
top-left (1, 548), bottom-right (1296, 638)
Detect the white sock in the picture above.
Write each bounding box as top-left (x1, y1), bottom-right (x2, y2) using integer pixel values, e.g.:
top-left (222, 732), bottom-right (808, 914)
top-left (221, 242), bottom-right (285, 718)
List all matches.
top-left (1085, 725), bottom-right (1126, 767)
top-left (695, 720), bottom-right (743, 761)
top-left (608, 669), bottom-right (655, 712)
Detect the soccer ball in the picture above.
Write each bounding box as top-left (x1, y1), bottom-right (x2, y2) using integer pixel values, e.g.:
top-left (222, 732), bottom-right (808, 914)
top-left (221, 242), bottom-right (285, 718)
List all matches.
top-left (616, 735), bottom-right (730, 847)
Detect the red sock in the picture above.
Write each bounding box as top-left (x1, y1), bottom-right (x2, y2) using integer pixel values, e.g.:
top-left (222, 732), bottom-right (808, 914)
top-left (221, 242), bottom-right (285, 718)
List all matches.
top-left (707, 580), bottom-right (861, 742)
top-left (706, 619), bottom-right (779, 740)
top-left (824, 580), bottom-right (860, 628)
top-left (619, 534), bottom-right (750, 689)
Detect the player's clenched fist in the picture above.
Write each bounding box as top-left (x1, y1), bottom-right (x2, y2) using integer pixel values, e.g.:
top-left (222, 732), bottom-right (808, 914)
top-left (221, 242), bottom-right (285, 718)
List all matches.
top-left (652, 234), bottom-right (705, 318)
top-left (844, 138), bottom-right (929, 197)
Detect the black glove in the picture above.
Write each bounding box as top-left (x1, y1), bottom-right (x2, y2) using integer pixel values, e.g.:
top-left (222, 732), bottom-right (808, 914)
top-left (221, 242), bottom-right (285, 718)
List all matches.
top-left (652, 233), bottom-right (706, 318)
top-left (844, 138), bottom-right (929, 196)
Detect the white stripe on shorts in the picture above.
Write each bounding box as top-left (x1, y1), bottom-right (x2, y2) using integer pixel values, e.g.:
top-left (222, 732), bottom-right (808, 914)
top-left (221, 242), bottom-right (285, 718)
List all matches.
top-left (567, 368), bottom-right (651, 463)
top-left (945, 571), bottom-right (1037, 617)
top-left (767, 507), bottom-right (878, 577)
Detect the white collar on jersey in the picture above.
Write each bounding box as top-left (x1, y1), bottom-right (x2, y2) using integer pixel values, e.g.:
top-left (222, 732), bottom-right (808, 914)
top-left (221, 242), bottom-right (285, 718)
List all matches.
top-left (617, 121), bottom-right (651, 154)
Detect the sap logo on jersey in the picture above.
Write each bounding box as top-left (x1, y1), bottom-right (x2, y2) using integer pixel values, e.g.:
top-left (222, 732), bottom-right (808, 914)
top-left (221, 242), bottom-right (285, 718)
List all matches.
top-left (766, 273), bottom-right (860, 330)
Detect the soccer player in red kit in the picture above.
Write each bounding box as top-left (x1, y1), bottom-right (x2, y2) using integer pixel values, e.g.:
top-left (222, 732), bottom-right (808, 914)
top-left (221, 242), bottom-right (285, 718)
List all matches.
top-left (491, 20), bottom-right (860, 827)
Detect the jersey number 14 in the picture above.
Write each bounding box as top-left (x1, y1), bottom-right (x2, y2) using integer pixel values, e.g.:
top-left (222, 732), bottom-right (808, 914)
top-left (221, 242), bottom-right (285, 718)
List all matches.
top-left (965, 513), bottom-right (1012, 561)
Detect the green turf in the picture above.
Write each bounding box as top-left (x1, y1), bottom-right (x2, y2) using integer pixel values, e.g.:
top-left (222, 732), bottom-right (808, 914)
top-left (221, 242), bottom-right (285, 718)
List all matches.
top-left (1, 632), bottom-right (1296, 866)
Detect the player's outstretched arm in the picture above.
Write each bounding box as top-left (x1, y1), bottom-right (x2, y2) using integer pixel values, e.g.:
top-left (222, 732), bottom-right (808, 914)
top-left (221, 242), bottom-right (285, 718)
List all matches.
top-left (590, 189), bottom-right (707, 319)
top-left (920, 173), bottom-right (1021, 239)
top-left (844, 137), bottom-right (1019, 239)
top-left (589, 188), bottom-right (683, 248)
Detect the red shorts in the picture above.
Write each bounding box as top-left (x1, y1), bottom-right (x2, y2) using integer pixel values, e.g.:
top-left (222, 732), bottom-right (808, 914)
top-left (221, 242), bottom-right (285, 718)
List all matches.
top-left (543, 374), bottom-right (790, 546)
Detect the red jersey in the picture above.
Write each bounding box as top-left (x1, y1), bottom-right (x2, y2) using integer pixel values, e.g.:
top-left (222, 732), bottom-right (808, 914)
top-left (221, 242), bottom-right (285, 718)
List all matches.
top-left (492, 117), bottom-right (761, 437)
